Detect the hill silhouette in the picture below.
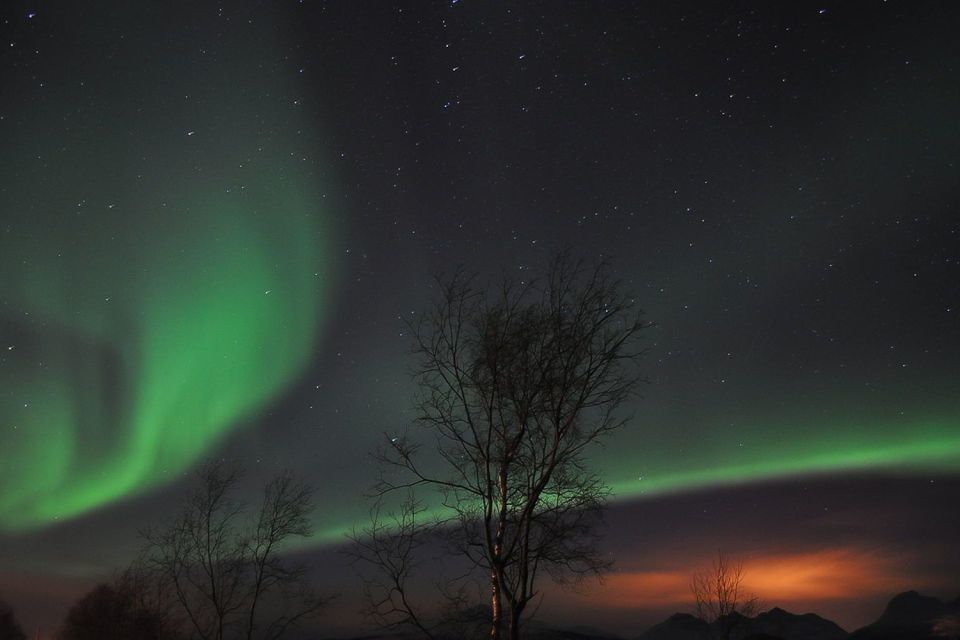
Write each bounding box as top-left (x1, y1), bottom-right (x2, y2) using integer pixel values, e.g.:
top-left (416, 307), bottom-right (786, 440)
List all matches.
top-left (636, 605), bottom-right (845, 640)
top-left (636, 591), bottom-right (959, 640)
top-left (847, 591), bottom-right (960, 640)
top-left (325, 591), bottom-right (960, 640)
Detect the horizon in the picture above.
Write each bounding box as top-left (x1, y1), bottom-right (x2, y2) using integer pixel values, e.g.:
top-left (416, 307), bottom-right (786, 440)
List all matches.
top-left (4, 473), bottom-right (957, 638)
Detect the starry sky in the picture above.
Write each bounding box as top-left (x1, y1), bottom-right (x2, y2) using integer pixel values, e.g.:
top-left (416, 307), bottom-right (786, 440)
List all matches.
top-left (1, 1), bottom-right (958, 636)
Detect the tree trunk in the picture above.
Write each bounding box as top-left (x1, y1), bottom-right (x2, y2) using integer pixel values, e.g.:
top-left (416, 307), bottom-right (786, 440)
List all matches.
top-left (508, 606), bottom-right (522, 640)
top-left (490, 568), bottom-right (503, 640)
top-left (491, 462), bottom-right (511, 640)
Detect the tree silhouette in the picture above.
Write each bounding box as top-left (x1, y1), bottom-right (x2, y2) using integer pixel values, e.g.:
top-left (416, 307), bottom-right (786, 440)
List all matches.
top-left (60, 569), bottom-right (182, 640)
top-left (140, 461), bottom-right (330, 640)
top-left (691, 551), bottom-right (760, 640)
top-left (357, 252), bottom-right (649, 640)
top-left (0, 598), bottom-right (26, 640)
top-left (348, 495), bottom-right (447, 640)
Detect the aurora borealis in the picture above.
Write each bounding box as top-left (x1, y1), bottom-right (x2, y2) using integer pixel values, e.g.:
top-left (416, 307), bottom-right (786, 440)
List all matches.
top-left (1, 0), bottom-right (959, 637)
top-left (0, 174), bottom-right (330, 531)
top-left (0, 3), bottom-right (335, 531)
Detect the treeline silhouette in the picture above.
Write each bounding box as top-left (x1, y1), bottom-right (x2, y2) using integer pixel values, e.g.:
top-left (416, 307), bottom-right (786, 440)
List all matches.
top-left (0, 598), bottom-right (26, 640)
top-left (60, 574), bottom-right (178, 640)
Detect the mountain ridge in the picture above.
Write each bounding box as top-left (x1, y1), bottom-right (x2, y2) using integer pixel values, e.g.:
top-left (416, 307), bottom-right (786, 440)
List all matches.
top-left (322, 591), bottom-right (960, 640)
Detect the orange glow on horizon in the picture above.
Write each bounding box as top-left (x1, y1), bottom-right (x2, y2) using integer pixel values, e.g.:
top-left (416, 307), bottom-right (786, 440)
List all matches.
top-left (742, 548), bottom-right (909, 601)
top-left (567, 547), bottom-right (920, 612)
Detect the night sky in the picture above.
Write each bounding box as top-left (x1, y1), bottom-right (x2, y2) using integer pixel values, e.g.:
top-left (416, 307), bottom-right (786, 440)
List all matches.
top-left (1, 1), bottom-right (958, 637)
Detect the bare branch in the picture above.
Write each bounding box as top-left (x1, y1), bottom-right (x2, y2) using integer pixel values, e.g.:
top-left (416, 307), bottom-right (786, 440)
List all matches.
top-left (139, 462), bottom-right (330, 640)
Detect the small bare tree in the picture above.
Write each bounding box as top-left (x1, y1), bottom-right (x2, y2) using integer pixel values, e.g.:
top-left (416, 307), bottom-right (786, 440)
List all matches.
top-left (359, 252), bottom-right (649, 640)
top-left (141, 461), bottom-right (330, 640)
top-left (347, 495), bottom-right (443, 639)
top-left (691, 551), bottom-right (760, 640)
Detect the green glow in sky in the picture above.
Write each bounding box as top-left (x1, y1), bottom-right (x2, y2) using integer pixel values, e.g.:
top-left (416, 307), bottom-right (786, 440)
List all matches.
top-left (0, 172), bottom-right (331, 532)
top-left (607, 418), bottom-right (960, 499)
top-left (302, 416), bottom-right (960, 547)
top-left (1, 3), bottom-right (956, 545)
top-left (0, 13), bottom-right (334, 531)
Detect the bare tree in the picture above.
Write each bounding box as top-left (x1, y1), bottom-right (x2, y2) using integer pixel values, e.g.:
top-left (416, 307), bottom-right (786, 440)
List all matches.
top-left (141, 461), bottom-right (329, 640)
top-left (243, 470), bottom-right (326, 640)
top-left (117, 562), bottom-right (183, 635)
top-left (60, 570), bottom-right (183, 640)
top-left (347, 495), bottom-right (443, 639)
top-left (691, 551), bottom-right (760, 640)
top-left (359, 252), bottom-right (649, 640)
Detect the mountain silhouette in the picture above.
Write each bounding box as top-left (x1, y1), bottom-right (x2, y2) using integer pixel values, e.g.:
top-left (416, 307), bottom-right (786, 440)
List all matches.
top-left (636, 613), bottom-right (708, 640)
top-left (635, 606), bottom-right (845, 640)
top-left (636, 591), bottom-right (960, 640)
top-left (749, 607), bottom-right (847, 640)
top-left (847, 591), bottom-right (960, 640)
top-left (326, 592), bottom-right (960, 640)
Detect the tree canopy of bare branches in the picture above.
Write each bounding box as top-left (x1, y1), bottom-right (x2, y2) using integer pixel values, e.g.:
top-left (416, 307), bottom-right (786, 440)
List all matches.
top-left (140, 461), bottom-right (330, 640)
top-left (691, 551), bottom-right (760, 640)
top-left (356, 252), bottom-right (649, 640)
top-left (60, 568), bottom-right (182, 640)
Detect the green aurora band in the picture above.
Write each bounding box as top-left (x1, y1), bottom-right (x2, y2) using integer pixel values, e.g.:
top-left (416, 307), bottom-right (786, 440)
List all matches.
top-left (304, 415), bottom-right (960, 547)
top-left (607, 419), bottom-right (960, 499)
top-left (0, 10), bottom-right (334, 532)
